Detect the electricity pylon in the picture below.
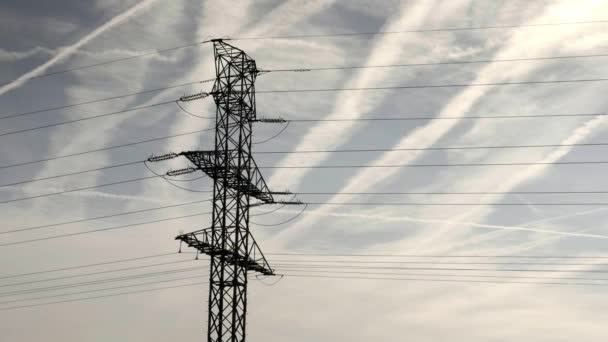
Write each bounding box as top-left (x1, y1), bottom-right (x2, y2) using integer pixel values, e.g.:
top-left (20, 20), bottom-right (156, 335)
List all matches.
top-left (149, 40), bottom-right (292, 342)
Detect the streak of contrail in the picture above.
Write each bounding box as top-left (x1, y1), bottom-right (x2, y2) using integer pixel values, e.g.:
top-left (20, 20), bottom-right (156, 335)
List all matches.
top-left (269, 209), bottom-right (608, 240)
top-left (0, 0), bottom-right (159, 96)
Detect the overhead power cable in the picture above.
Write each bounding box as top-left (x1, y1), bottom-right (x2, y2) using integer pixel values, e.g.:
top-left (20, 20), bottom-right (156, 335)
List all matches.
top-left (266, 252), bottom-right (608, 259)
top-left (0, 79), bottom-right (213, 121)
top-left (0, 116), bottom-right (603, 172)
top-left (255, 78), bottom-right (608, 94)
top-left (251, 204), bottom-right (308, 226)
top-left (252, 121), bottom-right (290, 145)
top-left (4, 267), bottom-right (607, 306)
top-left (0, 41), bottom-right (212, 85)
top-left (0, 101), bottom-right (175, 138)
top-left (175, 101), bottom-right (215, 119)
top-left (257, 160), bottom-right (608, 169)
top-left (0, 266), bottom-right (208, 297)
top-left (0, 127), bottom-right (216, 170)
top-left (0, 211), bottom-right (211, 247)
top-left (289, 190), bottom-right (608, 195)
top-left (5, 264), bottom-right (608, 311)
top-left (276, 268), bottom-right (608, 282)
top-left (274, 264), bottom-right (608, 273)
top-left (286, 112), bottom-right (608, 122)
top-left (0, 281), bottom-right (208, 311)
top-left (7, 159), bottom-right (608, 192)
top-left (0, 260), bottom-right (197, 289)
top-left (271, 259), bottom-right (608, 266)
top-left (265, 53), bottom-right (608, 73)
top-left (3, 253), bottom-right (580, 283)
top-left (3, 20), bottom-right (605, 87)
top-left (0, 160), bottom-right (145, 188)
top-left (282, 274), bottom-right (608, 286)
top-left (0, 175), bottom-right (160, 205)
top-left (301, 201), bottom-right (608, 206)
top-left (0, 275), bottom-right (207, 306)
top-left (254, 141), bottom-right (608, 154)
top-left (0, 252), bottom-right (185, 280)
top-left (231, 20), bottom-right (608, 40)
top-left (1, 199), bottom-right (211, 235)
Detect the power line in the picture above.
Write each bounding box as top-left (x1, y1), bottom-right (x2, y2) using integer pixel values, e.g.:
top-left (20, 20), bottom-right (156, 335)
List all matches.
top-left (4, 267), bottom-right (607, 306)
top-left (7, 143), bottom-right (608, 188)
top-left (0, 160), bottom-right (144, 188)
top-left (0, 116), bottom-right (603, 172)
top-left (265, 53), bottom-right (608, 73)
top-left (0, 266), bottom-right (208, 297)
top-left (253, 121), bottom-right (291, 145)
top-left (5, 263), bottom-right (608, 311)
top-left (0, 175), bottom-right (159, 205)
top-left (0, 281), bottom-right (208, 311)
top-left (271, 259), bottom-right (608, 266)
top-left (0, 275), bottom-right (207, 306)
top-left (0, 80), bottom-right (213, 121)
top-left (254, 141), bottom-right (608, 154)
top-left (0, 267), bottom-right (208, 298)
top-left (266, 252), bottom-right (608, 259)
top-left (287, 112), bottom-right (608, 122)
top-left (7, 159), bottom-right (608, 192)
top-left (0, 260), bottom-right (197, 289)
top-left (290, 190), bottom-right (608, 195)
top-left (4, 20), bottom-right (605, 86)
top-left (176, 100), bottom-right (215, 119)
top-left (0, 127), bottom-right (216, 170)
top-left (4, 191), bottom-right (606, 236)
top-left (276, 268), bottom-right (608, 282)
top-left (232, 20), bottom-right (608, 40)
top-left (255, 78), bottom-right (608, 94)
top-left (0, 42), bottom-right (211, 85)
top-left (274, 264), bottom-right (608, 273)
top-left (0, 252), bottom-right (185, 280)
top-left (0, 101), bottom-right (175, 138)
top-left (0, 211), bottom-right (211, 247)
top-left (281, 274), bottom-right (608, 286)
top-left (1, 199), bottom-right (211, 235)
top-left (301, 201), bottom-right (608, 206)
top-left (251, 204), bottom-right (308, 226)
top-left (2, 267), bottom-right (603, 311)
top-left (257, 160), bottom-right (608, 169)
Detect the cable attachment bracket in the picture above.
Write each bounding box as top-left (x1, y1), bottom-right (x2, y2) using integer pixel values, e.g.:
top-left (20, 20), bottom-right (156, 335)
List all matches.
top-left (147, 153), bottom-right (179, 162)
top-left (167, 167), bottom-right (197, 177)
top-left (276, 199), bottom-right (304, 205)
top-left (180, 91), bottom-right (211, 102)
top-left (249, 199), bottom-right (304, 208)
top-left (254, 116), bottom-right (287, 123)
top-left (269, 190), bottom-right (292, 195)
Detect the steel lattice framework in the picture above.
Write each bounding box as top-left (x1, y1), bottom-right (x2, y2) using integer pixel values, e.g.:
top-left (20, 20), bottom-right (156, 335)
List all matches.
top-left (175, 40), bottom-right (275, 342)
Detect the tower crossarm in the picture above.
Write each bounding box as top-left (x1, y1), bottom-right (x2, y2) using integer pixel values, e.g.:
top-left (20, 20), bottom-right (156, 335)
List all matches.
top-left (176, 228), bottom-right (274, 276)
top-left (180, 150), bottom-right (274, 203)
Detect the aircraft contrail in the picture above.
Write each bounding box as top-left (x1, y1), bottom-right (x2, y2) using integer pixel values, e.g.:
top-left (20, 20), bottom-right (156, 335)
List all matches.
top-left (269, 209), bottom-right (608, 240)
top-left (0, 0), bottom-right (159, 96)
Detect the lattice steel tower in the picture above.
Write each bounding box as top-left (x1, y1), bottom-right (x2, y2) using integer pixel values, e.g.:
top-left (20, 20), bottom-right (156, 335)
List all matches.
top-left (166, 40), bottom-right (277, 342)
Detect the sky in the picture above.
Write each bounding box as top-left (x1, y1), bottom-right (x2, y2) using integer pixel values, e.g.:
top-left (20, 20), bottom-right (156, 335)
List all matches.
top-left (1, 0), bottom-right (608, 341)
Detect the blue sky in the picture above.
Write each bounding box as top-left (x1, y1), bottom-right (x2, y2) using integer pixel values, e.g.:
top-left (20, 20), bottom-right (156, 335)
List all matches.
top-left (1, 0), bottom-right (608, 341)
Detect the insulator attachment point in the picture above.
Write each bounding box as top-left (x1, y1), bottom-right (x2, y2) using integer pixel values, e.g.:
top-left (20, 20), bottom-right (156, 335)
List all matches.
top-left (148, 153), bottom-right (179, 162)
top-left (167, 167), bottom-right (197, 177)
top-left (270, 190), bottom-right (292, 195)
top-left (256, 116), bottom-right (287, 123)
top-left (180, 91), bottom-right (211, 102)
